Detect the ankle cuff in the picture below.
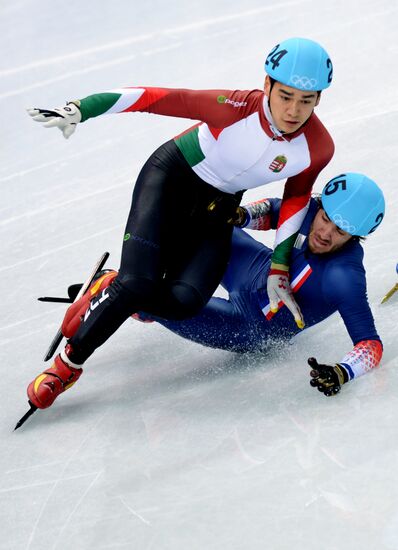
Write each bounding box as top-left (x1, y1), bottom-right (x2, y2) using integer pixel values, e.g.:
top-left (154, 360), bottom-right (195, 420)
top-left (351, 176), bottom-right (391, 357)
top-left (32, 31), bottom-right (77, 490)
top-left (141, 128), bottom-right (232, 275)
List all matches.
top-left (61, 347), bottom-right (83, 369)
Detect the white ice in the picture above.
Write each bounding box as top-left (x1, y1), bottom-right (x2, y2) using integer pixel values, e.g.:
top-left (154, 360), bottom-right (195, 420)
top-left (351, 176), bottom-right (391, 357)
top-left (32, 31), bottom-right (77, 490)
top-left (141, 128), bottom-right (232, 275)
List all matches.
top-left (1, 1), bottom-right (398, 549)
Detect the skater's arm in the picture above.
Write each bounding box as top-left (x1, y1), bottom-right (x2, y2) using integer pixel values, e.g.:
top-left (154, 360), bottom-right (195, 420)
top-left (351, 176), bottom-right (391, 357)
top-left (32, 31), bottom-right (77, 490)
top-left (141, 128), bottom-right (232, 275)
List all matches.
top-left (76, 87), bottom-right (261, 125)
top-left (319, 259), bottom-right (383, 384)
top-left (27, 88), bottom-right (264, 138)
top-left (271, 115), bottom-right (334, 269)
top-left (266, 119), bottom-right (334, 328)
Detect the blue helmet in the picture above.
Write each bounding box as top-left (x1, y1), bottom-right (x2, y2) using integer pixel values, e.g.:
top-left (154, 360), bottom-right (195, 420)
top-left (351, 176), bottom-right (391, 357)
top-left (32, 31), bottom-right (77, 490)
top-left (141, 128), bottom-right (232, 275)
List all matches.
top-left (321, 173), bottom-right (385, 236)
top-left (265, 37), bottom-right (333, 91)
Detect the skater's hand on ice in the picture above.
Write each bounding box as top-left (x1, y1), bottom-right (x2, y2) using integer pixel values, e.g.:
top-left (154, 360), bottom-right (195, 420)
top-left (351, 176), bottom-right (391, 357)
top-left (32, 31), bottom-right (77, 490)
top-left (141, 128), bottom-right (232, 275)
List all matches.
top-left (267, 266), bottom-right (304, 329)
top-left (27, 102), bottom-right (82, 139)
top-left (308, 357), bottom-right (348, 396)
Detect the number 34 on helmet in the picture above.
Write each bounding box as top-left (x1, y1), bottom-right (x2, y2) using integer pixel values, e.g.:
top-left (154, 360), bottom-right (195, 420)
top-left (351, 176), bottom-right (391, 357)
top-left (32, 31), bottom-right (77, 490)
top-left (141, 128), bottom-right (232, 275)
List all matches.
top-left (265, 37), bottom-right (333, 91)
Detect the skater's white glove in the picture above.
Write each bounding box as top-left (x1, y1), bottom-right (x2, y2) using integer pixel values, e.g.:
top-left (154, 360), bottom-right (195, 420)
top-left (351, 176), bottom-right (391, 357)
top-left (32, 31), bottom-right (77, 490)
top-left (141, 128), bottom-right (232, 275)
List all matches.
top-left (267, 266), bottom-right (305, 329)
top-left (27, 102), bottom-right (82, 139)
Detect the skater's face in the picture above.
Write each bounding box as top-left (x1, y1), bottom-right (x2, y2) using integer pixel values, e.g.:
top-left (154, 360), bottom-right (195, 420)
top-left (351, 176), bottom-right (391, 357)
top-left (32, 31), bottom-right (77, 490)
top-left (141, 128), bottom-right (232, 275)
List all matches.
top-left (264, 76), bottom-right (320, 134)
top-left (308, 209), bottom-right (352, 254)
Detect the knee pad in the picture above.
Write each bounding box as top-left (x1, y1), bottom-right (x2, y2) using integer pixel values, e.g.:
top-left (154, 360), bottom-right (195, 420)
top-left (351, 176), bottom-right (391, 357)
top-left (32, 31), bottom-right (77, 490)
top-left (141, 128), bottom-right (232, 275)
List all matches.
top-left (168, 281), bottom-right (205, 320)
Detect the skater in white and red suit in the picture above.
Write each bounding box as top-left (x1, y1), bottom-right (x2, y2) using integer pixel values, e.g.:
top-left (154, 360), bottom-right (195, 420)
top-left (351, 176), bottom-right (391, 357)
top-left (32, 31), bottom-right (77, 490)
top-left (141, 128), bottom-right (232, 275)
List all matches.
top-left (27, 38), bottom-right (335, 407)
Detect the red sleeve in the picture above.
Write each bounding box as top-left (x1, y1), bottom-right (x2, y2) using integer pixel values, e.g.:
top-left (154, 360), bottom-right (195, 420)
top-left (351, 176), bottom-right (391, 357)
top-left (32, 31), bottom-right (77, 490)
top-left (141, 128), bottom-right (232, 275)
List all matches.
top-left (124, 87), bottom-right (263, 128)
top-left (277, 115), bottom-right (335, 228)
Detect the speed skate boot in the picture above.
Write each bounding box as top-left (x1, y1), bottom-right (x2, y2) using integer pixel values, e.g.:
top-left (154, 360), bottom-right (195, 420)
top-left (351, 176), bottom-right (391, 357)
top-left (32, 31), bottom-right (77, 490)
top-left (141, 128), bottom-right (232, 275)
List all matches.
top-left (62, 270), bottom-right (118, 339)
top-left (27, 271), bottom-right (118, 410)
top-left (27, 344), bottom-right (82, 409)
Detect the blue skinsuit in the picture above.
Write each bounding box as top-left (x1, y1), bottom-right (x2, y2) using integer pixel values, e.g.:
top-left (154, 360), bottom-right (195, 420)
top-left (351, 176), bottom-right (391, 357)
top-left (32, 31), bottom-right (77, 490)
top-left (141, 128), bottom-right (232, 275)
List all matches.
top-left (154, 198), bottom-right (381, 353)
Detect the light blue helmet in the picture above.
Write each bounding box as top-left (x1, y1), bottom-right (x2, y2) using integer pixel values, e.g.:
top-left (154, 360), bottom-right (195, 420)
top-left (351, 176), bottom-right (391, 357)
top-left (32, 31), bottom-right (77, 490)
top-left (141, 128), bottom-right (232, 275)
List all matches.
top-left (265, 37), bottom-right (333, 91)
top-left (321, 173), bottom-right (385, 236)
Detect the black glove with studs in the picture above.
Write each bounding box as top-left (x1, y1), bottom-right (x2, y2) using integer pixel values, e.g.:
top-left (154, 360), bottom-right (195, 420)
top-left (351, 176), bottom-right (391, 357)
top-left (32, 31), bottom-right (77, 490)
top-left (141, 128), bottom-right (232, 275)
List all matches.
top-left (308, 357), bottom-right (349, 396)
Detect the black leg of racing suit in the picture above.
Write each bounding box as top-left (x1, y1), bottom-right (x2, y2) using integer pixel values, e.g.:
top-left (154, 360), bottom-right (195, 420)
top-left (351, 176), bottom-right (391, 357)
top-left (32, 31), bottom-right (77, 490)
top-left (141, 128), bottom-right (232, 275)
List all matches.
top-left (68, 140), bottom-right (242, 364)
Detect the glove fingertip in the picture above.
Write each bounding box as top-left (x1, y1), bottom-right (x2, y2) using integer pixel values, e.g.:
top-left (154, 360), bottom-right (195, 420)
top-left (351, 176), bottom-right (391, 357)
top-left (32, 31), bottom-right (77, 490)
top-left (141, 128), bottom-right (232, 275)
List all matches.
top-left (43, 120), bottom-right (57, 128)
top-left (63, 127), bottom-right (75, 139)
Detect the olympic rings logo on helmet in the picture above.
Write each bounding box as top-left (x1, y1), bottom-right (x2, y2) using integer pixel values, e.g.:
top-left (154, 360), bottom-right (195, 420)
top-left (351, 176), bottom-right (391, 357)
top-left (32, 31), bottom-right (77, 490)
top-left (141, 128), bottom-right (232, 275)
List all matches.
top-left (290, 75), bottom-right (318, 90)
top-left (331, 214), bottom-right (356, 235)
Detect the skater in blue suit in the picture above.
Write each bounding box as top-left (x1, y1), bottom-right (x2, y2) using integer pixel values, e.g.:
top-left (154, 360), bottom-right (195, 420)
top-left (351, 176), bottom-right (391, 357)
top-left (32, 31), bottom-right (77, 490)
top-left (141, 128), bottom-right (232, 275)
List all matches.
top-left (152, 172), bottom-right (385, 396)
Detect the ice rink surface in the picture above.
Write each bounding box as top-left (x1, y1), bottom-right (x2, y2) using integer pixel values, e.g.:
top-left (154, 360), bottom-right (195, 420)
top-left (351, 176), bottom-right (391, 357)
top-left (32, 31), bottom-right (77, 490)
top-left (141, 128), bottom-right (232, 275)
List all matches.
top-left (1, 0), bottom-right (398, 548)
